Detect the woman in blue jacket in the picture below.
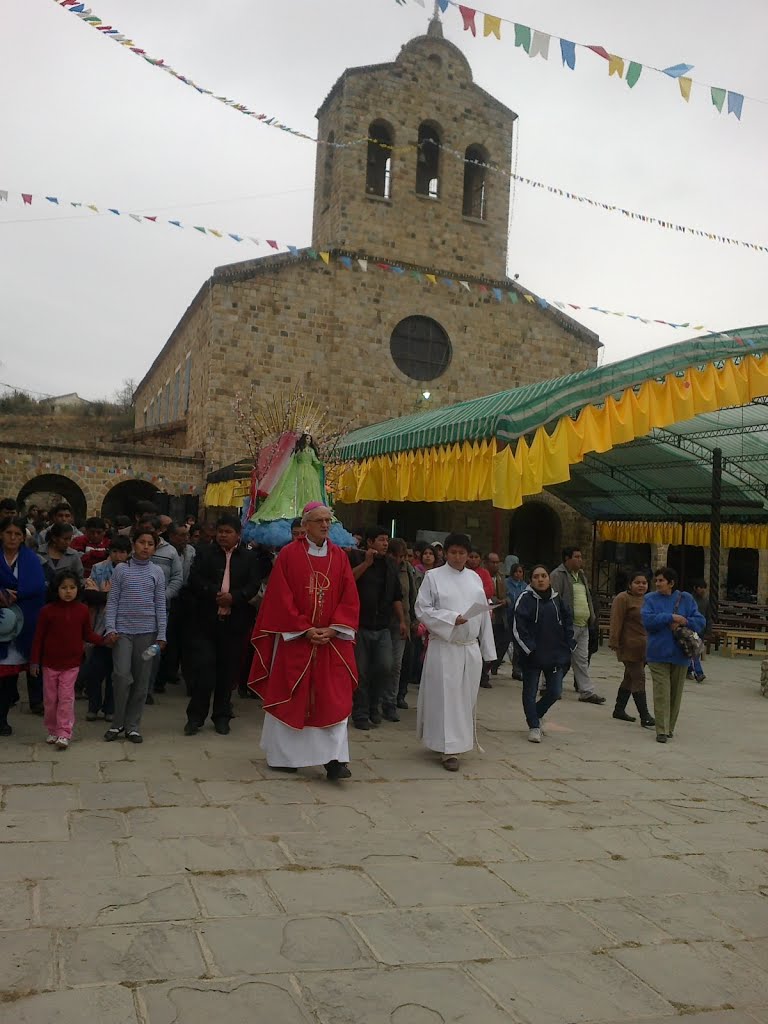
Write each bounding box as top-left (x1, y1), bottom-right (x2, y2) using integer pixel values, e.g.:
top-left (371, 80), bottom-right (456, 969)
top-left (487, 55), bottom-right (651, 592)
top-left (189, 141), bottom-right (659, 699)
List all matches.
top-left (506, 563), bottom-right (527, 680)
top-left (512, 564), bottom-right (575, 744)
top-left (641, 565), bottom-right (705, 744)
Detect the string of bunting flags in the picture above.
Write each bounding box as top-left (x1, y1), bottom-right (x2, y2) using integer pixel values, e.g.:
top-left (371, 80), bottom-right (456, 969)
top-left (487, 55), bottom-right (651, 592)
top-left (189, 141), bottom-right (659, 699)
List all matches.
top-left (0, 186), bottom-right (710, 331)
top-left (399, 0), bottom-right (749, 118)
top-left (0, 456), bottom-right (200, 493)
top-left (3, 182), bottom-right (768, 263)
top-left (47, 0), bottom-right (765, 252)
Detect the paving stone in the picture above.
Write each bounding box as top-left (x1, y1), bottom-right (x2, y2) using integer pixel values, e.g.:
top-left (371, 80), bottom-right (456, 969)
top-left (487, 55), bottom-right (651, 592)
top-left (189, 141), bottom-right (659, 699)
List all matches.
top-left (50, 761), bottom-right (103, 783)
top-left (0, 763), bottom-right (52, 785)
top-left (0, 840), bottom-right (118, 881)
top-left (662, 822), bottom-right (768, 853)
top-left (140, 976), bottom-right (311, 1024)
top-left (231, 804), bottom-right (316, 835)
top-left (61, 922), bottom-right (207, 984)
top-left (364, 859), bottom-right (517, 907)
top-left (489, 860), bottom-right (631, 901)
top-left (38, 876), bottom-right (199, 926)
top-left (0, 883), bottom-right (33, 929)
top-left (78, 782), bottom-right (150, 809)
top-left (624, 894), bottom-right (746, 942)
top-left (349, 907), bottom-right (507, 964)
top-left (298, 965), bottom-right (515, 1024)
top-left (704, 893), bottom-right (768, 938)
top-left (0, 812), bottom-right (69, 842)
top-left (279, 832), bottom-right (448, 868)
top-left (2, 984), bottom-right (139, 1024)
top-left (613, 942), bottom-right (768, 1008)
top-left (587, 824), bottom-right (698, 858)
top-left (264, 867), bottom-right (392, 914)
top-left (594, 855), bottom-right (726, 896)
top-left (681, 851), bottom-right (768, 890)
top-left (0, 929), bottom-right (54, 994)
top-left (557, 800), bottom-right (670, 828)
top-left (469, 952), bottom-right (672, 1024)
top-left (124, 806), bottom-right (238, 838)
top-left (501, 826), bottom-right (609, 862)
top-left (479, 801), bottom-right (576, 830)
top-left (147, 779), bottom-right (207, 806)
top-left (191, 874), bottom-right (281, 918)
top-left (101, 758), bottom-right (176, 782)
top-left (201, 914), bottom-right (373, 974)
top-left (115, 836), bottom-right (284, 875)
top-left (428, 827), bottom-right (527, 863)
top-left (3, 784), bottom-right (79, 811)
top-left (68, 809), bottom-right (127, 840)
top-left (470, 902), bottom-right (611, 956)
top-left (562, 898), bottom-right (670, 946)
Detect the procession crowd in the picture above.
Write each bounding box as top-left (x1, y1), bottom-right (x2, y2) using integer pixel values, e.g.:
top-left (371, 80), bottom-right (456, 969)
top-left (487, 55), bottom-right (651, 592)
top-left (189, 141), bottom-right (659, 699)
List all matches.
top-left (0, 495), bottom-right (708, 773)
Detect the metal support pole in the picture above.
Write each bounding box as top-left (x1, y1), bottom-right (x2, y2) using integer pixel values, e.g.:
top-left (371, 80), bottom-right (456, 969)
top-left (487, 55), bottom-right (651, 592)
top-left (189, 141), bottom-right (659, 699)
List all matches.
top-left (709, 447), bottom-right (722, 624)
top-left (680, 520), bottom-right (687, 591)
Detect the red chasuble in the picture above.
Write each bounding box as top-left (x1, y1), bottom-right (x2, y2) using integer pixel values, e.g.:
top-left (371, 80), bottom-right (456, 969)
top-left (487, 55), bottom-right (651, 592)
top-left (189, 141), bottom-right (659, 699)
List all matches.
top-left (248, 538), bottom-right (360, 729)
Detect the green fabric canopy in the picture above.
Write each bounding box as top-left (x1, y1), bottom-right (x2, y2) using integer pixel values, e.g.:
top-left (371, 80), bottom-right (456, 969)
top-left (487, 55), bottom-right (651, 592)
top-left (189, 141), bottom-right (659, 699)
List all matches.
top-left (338, 328), bottom-right (768, 461)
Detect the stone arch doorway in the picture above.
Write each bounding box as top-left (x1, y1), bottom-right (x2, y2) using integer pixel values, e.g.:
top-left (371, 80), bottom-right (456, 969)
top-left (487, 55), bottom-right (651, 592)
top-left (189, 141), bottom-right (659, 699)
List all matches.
top-left (17, 474), bottom-right (88, 522)
top-left (101, 480), bottom-right (160, 521)
top-left (509, 500), bottom-right (562, 570)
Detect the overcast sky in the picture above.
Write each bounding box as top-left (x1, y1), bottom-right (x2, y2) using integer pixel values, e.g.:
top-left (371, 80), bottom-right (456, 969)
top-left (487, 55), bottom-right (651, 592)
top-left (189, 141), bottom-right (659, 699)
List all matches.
top-left (2, 0), bottom-right (767, 399)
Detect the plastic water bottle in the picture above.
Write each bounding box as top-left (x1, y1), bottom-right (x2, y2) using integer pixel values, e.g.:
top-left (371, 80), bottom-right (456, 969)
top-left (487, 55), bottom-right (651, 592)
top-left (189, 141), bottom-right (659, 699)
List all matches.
top-left (141, 643), bottom-right (161, 662)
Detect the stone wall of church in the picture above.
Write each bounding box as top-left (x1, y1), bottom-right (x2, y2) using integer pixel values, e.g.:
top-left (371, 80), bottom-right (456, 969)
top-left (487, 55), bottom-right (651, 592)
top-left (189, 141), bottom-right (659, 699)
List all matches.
top-left (180, 256), bottom-right (598, 470)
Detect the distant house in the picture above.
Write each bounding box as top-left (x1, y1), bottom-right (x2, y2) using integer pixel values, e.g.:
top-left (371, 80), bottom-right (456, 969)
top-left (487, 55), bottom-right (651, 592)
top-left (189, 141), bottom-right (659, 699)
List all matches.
top-left (46, 393), bottom-right (92, 414)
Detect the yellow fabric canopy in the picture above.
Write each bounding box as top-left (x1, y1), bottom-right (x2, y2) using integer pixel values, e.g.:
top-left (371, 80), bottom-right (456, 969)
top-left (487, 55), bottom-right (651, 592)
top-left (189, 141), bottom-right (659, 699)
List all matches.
top-left (598, 521), bottom-right (768, 550)
top-left (204, 479), bottom-right (250, 507)
top-left (335, 353), bottom-right (768, 510)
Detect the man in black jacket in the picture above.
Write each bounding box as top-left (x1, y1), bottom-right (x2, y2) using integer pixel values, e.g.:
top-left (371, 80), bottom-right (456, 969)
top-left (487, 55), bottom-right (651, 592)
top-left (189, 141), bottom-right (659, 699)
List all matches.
top-left (182, 514), bottom-right (263, 736)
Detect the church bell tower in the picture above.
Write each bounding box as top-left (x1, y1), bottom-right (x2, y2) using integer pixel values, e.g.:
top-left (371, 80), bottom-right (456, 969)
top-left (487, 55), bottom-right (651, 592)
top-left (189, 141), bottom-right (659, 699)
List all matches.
top-left (311, 17), bottom-right (517, 280)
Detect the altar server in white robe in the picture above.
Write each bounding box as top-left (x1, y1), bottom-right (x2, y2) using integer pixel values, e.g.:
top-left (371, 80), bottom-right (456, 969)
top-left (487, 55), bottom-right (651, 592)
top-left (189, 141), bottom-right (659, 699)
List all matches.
top-left (414, 532), bottom-right (496, 771)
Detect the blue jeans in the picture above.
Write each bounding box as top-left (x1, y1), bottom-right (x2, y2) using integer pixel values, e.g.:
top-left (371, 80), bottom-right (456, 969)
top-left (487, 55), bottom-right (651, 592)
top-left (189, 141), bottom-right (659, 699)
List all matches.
top-left (522, 664), bottom-right (565, 728)
top-left (353, 627), bottom-right (393, 722)
top-left (690, 656), bottom-right (703, 676)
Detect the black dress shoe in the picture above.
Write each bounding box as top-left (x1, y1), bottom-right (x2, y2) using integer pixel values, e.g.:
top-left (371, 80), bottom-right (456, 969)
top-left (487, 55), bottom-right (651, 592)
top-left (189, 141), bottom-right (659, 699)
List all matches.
top-left (352, 719), bottom-right (370, 731)
top-left (382, 707), bottom-right (400, 722)
top-left (325, 760), bottom-right (352, 780)
top-left (269, 765), bottom-right (297, 773)
top-left (29, 703), bottom-right (44, 716)
top-left (396, 698), bottom-right (409, 710)
top-left (480, 680), bottom-right (493, 689)
top-left (183, 721), bottom-right (199, 736)
top-left (656, 734), bottom-right (668, 743)
top-left (213, 718), bottom-right (231, 735)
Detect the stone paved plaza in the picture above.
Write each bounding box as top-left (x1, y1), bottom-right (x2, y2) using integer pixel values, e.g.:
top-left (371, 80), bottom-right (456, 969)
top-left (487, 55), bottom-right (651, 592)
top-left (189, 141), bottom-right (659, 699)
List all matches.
top-left (1, 648), bottom-right (767, 1024)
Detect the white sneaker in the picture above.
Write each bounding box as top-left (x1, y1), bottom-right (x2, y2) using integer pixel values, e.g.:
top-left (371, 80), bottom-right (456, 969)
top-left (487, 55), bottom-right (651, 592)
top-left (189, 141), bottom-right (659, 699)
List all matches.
top-left (528, 727), bottom-right (542, 743)
top-left (46, 734), bottom-right (57, 744)
top-left (55, 737), bottom-right (69, 750)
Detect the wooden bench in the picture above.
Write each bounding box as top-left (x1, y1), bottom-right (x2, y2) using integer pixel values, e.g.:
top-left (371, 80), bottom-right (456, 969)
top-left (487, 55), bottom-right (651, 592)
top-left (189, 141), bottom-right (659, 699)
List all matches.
top-left (720, 628), bottom-right (768, 657)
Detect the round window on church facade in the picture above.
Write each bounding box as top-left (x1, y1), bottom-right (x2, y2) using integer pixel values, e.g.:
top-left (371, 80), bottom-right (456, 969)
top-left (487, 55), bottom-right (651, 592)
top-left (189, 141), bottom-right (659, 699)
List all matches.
top-left (390, 316), bottom-right (452, 381)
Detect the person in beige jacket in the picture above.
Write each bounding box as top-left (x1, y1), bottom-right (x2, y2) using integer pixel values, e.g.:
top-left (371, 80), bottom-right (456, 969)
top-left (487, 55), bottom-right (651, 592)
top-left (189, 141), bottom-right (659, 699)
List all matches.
top-left (608, 571), bottom-right (655, 728)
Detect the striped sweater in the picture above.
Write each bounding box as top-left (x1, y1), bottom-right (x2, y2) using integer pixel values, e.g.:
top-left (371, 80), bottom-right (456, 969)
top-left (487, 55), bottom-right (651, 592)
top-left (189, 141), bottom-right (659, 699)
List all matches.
top-left (104, 557), bottom-right (167, 641)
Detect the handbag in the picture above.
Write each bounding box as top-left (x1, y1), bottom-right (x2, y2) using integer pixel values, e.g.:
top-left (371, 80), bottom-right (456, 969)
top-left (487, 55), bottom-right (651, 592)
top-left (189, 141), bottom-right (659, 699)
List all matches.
top-left (672, 592), bottom-right (705, 659)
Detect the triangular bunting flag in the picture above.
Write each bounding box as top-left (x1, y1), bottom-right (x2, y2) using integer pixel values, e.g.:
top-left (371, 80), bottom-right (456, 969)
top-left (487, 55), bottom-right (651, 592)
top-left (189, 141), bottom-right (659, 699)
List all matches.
top-left (587, 45), bottom-right (610, 60)
top-left (460, 281), bottom-right (471, 291)
top-left (228, 233), bottom-right (243, 242)
top-left (319, 251), bottom-right (330, 264)
top-left (209, 229), bottom-right (223, 237)
top-left (437, 0), bottom-right (449, 11)
top-left (727, 91), bottom-right (744, 119)
top-left (358, 259), bottom-right (368, 272)
top-left (458, 5), bottom-right (477, 36)
top-left (193, 226), bottom-right (206, 234)
top-left (0, 190), bottom-right (7, 202)
top-left (662, 63), bottom-right (694, 78)
top-left (129, 213), bottom-right (142, 222)
top-left (560, 39), bottom-right (576, 69)
top-left (524, 294), bottom-right (535, 303)
top-left (144, 215), bottom-right (157, 222)
top-left (87, 204), bottom-right (98, 212)
top-left (514, 24), bottom-right (531, 53)
top-left (22, 194), bottom-right (32, 205)
top-left (678, 77), bottom-right (692, 102)
top-left (492, 288), bottom-right (503, 301)
top-left (608, 54), bottom-right (624, 78)
top-left (108, 208), bottom-right (120, 215)
top-left (287, 245), bottom-right (298, 256)
top-left (45, 196), bottom-right (59, 204)
top-left (425, 274), bottom-right (437, 284)
top-left (339, 256), bottom-right (353, 269)
top-left (711, 87), bottom-right (726, 112)
top-left (169, 220), bottom-right (182, 227)
top-left (267, 239), bottom-right (278, 249)
top-left (507, 291), bottom-right (518, 304)
top-left (626, 62), bottom-right (642, 88)
top-left (483, 14), bottom-right (501, 39)
top-left (529, 31), bottom-right (550, 60)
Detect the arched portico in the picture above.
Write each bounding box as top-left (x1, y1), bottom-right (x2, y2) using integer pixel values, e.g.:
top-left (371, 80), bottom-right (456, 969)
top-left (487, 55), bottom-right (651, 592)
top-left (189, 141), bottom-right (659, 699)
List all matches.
top-left (17, 473), bottom-right (88, 522)
top-left (509, 500), bottom-right (562, 570)
top-left (101, 479), bottom-right (160, 521)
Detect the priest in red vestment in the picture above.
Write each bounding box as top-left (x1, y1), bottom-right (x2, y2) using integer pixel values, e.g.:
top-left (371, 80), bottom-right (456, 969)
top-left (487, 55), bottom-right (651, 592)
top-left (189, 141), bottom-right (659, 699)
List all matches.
top-left (248, 503), bottom-right (359, 779)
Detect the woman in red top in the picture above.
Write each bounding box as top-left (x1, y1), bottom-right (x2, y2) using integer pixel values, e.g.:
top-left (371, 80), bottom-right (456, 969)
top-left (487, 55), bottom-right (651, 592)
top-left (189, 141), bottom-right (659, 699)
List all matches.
top-left (30, 569), bottom-right (107, 750)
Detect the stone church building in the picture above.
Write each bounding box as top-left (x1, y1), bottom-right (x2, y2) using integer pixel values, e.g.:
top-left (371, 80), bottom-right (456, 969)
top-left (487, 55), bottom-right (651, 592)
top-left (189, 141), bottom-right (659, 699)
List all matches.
top-left (133, 19), bottom-right (600, 561)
